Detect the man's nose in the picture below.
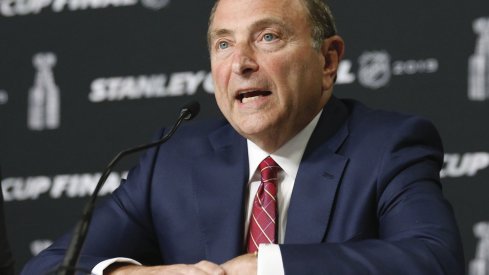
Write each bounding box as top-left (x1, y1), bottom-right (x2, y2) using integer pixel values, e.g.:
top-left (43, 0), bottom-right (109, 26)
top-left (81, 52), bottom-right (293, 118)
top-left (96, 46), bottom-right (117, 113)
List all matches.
top-left (231, 43), bottom-right (258, 75)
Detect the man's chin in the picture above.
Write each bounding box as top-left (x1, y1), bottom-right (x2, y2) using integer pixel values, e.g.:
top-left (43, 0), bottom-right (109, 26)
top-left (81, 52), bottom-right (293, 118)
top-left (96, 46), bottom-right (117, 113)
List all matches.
top-left (234, 123), bottom-right (267, 139)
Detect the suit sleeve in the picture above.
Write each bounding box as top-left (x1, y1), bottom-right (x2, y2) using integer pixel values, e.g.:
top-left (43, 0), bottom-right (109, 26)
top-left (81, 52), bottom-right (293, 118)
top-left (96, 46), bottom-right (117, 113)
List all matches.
top-left (280, 117), bottom-right (464, 275)
top-left (20, 128), bottom-right (166, 275)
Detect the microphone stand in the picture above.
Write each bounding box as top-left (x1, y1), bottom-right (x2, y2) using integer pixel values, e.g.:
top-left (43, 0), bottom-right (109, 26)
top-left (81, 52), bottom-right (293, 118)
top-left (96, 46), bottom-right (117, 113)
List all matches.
top-left (57, 101), bottom-right (199, 275)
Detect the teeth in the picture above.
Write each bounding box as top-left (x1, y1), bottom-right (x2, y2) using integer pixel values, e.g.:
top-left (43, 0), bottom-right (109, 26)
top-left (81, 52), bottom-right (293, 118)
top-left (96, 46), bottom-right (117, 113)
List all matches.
top-left (237, 90), bottom-right (271, 103)
top-left (242, 95), bottom-right (261, 104)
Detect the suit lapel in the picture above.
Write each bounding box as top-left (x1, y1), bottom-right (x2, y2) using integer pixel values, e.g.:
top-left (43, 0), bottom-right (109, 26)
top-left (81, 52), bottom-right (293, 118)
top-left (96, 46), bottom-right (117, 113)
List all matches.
top-left (285, 97), bottom-right (350, 244)
top-left (191, 124), bottom-right (248, 263)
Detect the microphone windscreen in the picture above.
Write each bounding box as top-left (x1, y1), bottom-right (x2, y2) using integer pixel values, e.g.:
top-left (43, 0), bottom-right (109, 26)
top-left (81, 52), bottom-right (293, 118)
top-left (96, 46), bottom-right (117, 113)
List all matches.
top-left (181, 101), bottom-right (200, 120)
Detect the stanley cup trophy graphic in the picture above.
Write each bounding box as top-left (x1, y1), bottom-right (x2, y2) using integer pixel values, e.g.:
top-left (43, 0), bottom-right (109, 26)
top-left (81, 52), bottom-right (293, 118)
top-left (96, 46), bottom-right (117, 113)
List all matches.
top-left (468, 17), bottom-right (489, 101)
top-left (27, 52), bottom-right (60, 130)
top-left (469, 222), bottom-right (489, 275)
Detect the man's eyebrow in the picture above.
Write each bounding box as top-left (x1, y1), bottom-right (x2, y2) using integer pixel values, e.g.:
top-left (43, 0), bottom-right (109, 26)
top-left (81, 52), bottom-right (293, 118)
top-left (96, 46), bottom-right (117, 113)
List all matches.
top-left (249, 18), bottom-right (290, 34)
top-left (209, 28), bottom-right (234, 42)
top-left (208, 18), bottom-right (291, 43)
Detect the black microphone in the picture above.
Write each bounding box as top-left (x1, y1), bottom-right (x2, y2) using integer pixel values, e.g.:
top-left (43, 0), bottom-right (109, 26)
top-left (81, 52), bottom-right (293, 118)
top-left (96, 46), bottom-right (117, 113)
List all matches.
top-left (180, 100), bottom-right (200, 120)
top-left (56, 101), bottom-right (200, 275)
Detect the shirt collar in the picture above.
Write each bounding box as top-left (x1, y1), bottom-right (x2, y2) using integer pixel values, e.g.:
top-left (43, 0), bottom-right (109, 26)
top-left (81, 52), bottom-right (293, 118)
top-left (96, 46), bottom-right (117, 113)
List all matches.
top-left (247, 110), bottom-right (323, 181)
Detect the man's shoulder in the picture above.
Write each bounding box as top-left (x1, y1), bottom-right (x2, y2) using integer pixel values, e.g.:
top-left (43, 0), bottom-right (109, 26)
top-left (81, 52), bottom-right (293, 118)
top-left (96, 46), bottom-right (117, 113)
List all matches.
top-left (154, 116), bottom-right (232, 141)
top-left (341, 98), bottom-right (437, 133)
top-left (335, 98), bottom-right (442, 153)
top-left (155, 116), bottom-right (241, 155)
top-left (176, 117), bottom-right (232, 136)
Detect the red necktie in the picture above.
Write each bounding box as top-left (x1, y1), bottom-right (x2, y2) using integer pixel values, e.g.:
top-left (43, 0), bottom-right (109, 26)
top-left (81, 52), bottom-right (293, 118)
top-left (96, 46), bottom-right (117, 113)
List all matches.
top-left (247, 156), bottom-right (280, 253)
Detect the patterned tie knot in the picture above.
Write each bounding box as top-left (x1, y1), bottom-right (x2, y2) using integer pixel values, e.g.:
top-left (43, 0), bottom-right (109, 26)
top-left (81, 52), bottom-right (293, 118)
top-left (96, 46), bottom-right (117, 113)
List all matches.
top-left (259, 156), bottom-right (280, 185)
top-left (256, 156), bottom-right (280, 208)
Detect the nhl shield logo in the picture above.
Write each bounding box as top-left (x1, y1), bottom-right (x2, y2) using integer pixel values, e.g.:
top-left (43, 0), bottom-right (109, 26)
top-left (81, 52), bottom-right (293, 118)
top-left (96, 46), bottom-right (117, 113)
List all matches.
top-left (358, 51), bottom-right (391, 89)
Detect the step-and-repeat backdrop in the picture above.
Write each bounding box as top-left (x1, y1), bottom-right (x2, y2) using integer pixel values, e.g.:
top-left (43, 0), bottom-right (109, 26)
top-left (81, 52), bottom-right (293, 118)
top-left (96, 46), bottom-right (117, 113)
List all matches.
top-left (1, 0), bottom-right (488, 273)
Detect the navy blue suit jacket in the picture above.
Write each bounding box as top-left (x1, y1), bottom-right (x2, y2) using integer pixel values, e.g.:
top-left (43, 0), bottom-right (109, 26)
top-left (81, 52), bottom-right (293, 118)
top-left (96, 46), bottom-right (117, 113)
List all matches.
top-left (22, 97), bottom-right (464, 274)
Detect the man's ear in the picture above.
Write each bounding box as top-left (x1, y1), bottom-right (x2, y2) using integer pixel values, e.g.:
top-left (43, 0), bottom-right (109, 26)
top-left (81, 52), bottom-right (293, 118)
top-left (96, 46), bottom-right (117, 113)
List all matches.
top-left (321, 35), bottom-right (345, 89)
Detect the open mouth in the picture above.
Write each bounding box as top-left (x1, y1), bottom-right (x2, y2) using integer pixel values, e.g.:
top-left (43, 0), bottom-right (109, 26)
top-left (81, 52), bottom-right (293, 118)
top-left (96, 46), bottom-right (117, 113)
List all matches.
top-left (236, 90), bottom-right (272, 103)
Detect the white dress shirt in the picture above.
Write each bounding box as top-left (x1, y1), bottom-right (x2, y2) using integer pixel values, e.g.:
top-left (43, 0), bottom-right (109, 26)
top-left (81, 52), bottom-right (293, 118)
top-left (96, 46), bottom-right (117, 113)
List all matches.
top-left (246, 111), bottom-right (321, 275)
top-left (93, 111), bottom-right (322, 274)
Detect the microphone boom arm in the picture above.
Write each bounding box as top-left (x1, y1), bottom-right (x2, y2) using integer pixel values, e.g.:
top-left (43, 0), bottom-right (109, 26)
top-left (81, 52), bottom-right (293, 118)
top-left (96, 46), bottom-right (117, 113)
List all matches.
top-left (57, 102), bottom-right (199, 275)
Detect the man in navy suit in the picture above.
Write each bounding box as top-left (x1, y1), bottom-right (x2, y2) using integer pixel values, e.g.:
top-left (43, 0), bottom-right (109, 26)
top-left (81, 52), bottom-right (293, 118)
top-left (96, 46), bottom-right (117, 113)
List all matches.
top-left (22, 0), bottom-right (464, 274)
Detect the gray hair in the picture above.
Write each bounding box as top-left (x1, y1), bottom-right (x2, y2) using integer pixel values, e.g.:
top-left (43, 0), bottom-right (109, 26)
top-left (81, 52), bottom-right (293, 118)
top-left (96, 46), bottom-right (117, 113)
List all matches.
top-left (207, 0), bottom-right (337, 50)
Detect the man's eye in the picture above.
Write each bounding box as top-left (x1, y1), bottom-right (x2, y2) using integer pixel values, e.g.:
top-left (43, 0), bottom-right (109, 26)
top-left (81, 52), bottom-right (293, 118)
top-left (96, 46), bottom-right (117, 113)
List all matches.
top-left (263, 33), bottom-right (277, 42)
top-left (218, 41), bottom-right (229, 49)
